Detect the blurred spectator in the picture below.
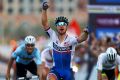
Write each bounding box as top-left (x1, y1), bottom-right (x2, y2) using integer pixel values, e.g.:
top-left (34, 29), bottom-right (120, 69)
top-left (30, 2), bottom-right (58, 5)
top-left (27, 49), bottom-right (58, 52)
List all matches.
top-left (10, 40), bottom-right (18, 51)
top-left (73, 45), bottom-right (87, 68)
top-left (77, 0), bottom-right (87, 11)
top-left (85, 32), bottom-right (100, 80)
top-left (117, 43), bottom-right (120, 55)
top-left (0, 53), bottom-right (9, 63)
top-left (98, 37), bottom-right (108, 53)
top-left (116, 33), bottom-right (120, 43)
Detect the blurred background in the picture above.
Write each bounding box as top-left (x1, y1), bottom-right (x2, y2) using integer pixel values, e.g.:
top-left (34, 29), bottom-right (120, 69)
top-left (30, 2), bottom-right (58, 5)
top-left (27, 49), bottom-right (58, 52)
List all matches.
top-left (0, 0), bottom-right (120, 80)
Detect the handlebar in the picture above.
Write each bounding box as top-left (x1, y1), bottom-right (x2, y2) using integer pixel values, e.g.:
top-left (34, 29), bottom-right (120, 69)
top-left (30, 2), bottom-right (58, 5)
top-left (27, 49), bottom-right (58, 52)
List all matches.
top-left (17, 75), bottom-right (39, 80)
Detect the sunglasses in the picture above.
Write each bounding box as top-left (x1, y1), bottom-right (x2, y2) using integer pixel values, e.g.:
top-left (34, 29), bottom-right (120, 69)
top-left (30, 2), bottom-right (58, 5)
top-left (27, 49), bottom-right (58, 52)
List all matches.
top-left (56, 22), bottom-right (67, 26)
top-left (26, 44), bottom-right (35, 47)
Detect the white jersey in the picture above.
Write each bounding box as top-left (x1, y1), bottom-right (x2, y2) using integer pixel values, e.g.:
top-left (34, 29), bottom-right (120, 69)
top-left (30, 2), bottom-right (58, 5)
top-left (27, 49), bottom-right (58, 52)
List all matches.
top-left (46, 28), bottom-right (78, 69)
top-left (41, 48), bottom-right (53, 69)
top-left (97, 53), bottom-right (120, 70)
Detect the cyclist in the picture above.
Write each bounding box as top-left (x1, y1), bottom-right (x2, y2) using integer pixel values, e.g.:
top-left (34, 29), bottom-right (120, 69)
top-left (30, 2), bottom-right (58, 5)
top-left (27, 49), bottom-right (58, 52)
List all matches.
top-left (41, 47), bottom-right (53, 80)
top-left (97, 47), bottom-right (120, 80)
top-left (6, 35), bottom-right (42, 80)
top-left (41, 2), bottom-right (88, 80)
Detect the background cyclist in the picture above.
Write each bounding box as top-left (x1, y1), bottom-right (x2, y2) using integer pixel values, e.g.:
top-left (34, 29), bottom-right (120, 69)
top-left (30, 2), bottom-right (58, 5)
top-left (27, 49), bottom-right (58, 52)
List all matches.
top-left (97, 47), bottom-right (120, 80)
top-left (41, 46), bottom-right (53, 80)
top-left (6, 35), bottom-right (42, 80)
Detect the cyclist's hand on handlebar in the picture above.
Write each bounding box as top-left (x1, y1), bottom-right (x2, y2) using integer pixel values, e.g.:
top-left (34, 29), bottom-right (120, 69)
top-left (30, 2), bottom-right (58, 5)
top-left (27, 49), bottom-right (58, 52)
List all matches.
top-left (42, 2), bottom-right (49, 10)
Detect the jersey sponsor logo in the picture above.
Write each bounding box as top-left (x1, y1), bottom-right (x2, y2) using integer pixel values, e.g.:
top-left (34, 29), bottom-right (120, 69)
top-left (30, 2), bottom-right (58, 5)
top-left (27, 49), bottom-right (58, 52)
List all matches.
top-left (64, 42), bottom-right (70, 46)
top-left (103, 61), bottom-right (116, 68)
top-left (53, 42), bottom-right (72, 51)
top-left (19, 56), bottom-right (33, 61)
top-left (21, 57), bottom-right (33, 60)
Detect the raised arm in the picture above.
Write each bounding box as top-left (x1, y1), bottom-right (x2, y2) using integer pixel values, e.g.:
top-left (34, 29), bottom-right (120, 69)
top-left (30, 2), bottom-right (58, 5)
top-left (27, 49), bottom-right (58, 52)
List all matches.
top-left (41, 2), bottom-right (50, 30)
top-left (77, 28), bottom-right (89, 43)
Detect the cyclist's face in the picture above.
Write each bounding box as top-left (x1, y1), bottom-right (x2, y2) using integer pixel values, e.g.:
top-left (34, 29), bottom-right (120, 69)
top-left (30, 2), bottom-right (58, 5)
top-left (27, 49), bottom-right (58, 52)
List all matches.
top-left (57, 25), bottom-right (67, 35)
top-left (56, 22), bottom-right (67, 35)
top-left (25, 44), bottom-right (35, 54)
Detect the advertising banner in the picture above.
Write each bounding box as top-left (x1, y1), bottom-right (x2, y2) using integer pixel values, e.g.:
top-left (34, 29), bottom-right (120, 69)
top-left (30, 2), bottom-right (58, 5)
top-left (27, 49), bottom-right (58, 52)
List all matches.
top-left (89, 13), bottom-right (120, 38)
top-left (89, 0), bottom-right (120, 5)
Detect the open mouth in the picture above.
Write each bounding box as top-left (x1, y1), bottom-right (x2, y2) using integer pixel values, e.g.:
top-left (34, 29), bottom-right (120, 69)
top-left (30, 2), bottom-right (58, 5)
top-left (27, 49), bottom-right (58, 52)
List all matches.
top-left (60, 29), bottom-right (64, 31)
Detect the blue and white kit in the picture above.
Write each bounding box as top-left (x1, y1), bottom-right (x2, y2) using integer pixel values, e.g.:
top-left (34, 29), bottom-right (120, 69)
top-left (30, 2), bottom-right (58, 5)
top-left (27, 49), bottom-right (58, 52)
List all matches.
top-left (46, 28), bottom-right (78, 80)
top-left (12, 44), bottom-right (41, 65)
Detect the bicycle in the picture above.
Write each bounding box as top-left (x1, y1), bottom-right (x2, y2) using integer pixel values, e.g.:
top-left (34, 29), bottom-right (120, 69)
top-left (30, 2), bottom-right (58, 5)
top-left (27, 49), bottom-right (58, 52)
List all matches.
top-left (17, 75), bottom-right (39, 80)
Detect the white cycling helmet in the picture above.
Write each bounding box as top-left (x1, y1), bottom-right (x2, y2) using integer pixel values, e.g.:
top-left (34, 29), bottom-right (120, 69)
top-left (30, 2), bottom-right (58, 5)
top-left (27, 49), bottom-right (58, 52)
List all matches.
top-left (106, 47), bottom-right (117, 61)
top-left (24, 35), bottom-right (36, 44)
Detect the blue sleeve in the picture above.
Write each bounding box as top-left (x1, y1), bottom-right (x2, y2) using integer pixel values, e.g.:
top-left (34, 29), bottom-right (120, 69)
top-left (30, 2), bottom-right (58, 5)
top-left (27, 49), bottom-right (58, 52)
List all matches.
top-left (34, 49), bottom-right (42, 65)
top-left (11, 46), bottom-right (21, 59)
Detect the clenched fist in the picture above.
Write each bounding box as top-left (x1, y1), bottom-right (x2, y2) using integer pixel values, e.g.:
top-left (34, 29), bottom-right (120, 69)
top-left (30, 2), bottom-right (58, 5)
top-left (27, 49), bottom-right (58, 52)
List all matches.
top-left (83, 27), bottom-right (89, 34)
top-left (42, 2), bottom-right (49, 10)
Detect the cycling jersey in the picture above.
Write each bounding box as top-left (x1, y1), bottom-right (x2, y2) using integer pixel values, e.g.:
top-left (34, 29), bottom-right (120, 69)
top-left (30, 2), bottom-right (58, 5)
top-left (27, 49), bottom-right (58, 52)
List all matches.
top-left (46, 28), bottom-right (77, 80)
top-left (12, 44), bottom-right (41, 65)
top-left (97, 53), bottom-right (120, 70)
top-left (46, 28), bottom-right (77, 69)
top-left (41, 48), bottom-right (53, 68)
